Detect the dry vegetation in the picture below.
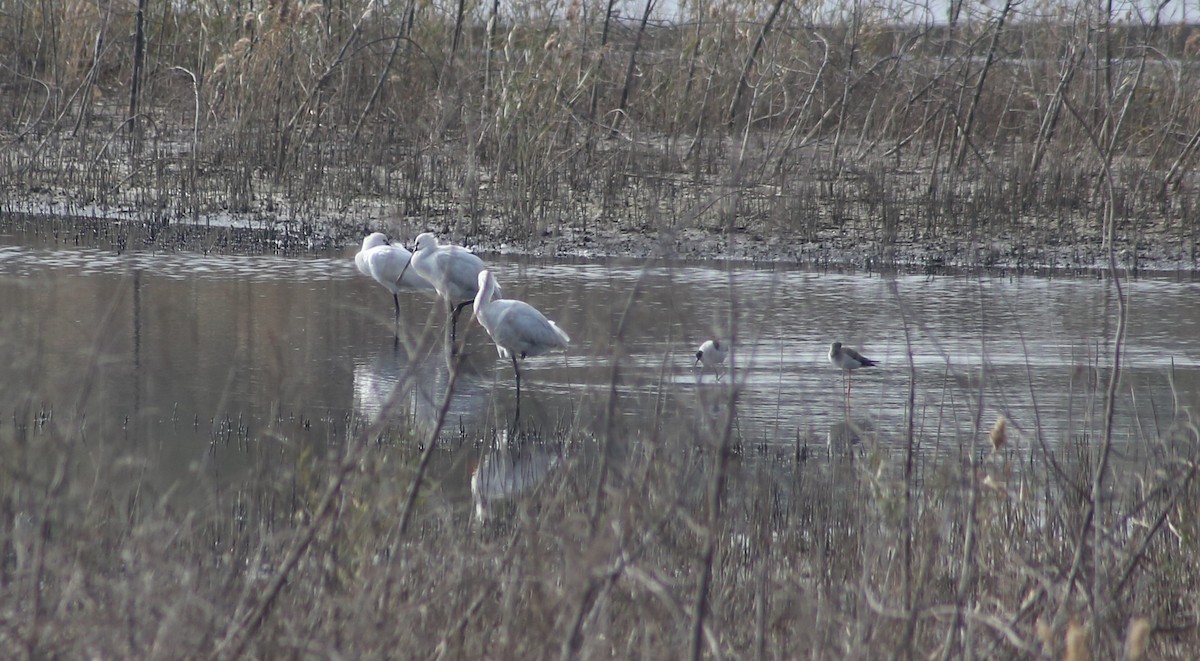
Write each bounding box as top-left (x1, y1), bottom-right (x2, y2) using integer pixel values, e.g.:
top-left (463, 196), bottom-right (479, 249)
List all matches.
top-left (2, 0), bottom-right (1200, 268)
top-left (3, 311), bottom-right (1200, 659)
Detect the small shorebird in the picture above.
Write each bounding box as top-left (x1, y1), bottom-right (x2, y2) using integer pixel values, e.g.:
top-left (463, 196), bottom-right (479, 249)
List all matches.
top-left (355, 233), bottom-right (437, 325)
top-left (829, 342), bottom-right (878, 396)
top-left (695, 339), bottom-right (727, 380)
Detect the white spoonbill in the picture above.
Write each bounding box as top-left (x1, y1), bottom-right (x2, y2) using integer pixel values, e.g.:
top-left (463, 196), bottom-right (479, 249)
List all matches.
top-left (472, 270), bottom-right (569, 411)
top-left (400, 232), bottom-right (500, 350)
top-left (355, 233), bottom-right (437, 324)
top-left (828, 342), bottom-right (878, 396)
top-left (694, 339), bottom-right (727, 380)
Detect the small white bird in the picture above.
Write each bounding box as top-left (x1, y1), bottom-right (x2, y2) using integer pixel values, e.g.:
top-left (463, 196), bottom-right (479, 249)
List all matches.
top-left (472, 270), bottom-right (569, 412)
top-left (829, 341), bottom-right (878, 396)
top-left (400, 232), bottom-right (500, 350)
top-left (355, 233), bottom-right (437, 324)
top-left (695, 339), bottom-right (727, 380)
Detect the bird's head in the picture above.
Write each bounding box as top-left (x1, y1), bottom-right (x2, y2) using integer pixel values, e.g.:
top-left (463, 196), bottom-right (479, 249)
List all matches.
top-left (412, 232), bottom-right (439, 252)
top-left (473, 270), bottom-right (498, 322)
top-left (362, 232), bottom-right (389, 251)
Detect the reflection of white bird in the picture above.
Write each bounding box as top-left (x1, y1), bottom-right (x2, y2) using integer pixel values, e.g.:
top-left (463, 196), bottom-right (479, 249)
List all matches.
top-left (829, 341), bottom-right (878, 396)
top-left (694, 339), bottom-right (727, 380)
top-left (401, 232), bottom-right (500, 349)
top-left (470, 446), bottom-right (559, 522)
top-left (473, 270), bottom-right (569, 410)
top-left (352, 341), bottom-right (490, 429)
top-left (354, 233), bottom-right (436, 324)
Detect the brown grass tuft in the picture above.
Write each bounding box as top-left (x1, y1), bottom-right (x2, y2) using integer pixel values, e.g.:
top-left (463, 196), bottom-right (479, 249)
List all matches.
top-left (231, 37), bottom-right (254, 59)
top-left (1124, 618), bottom-right (1151, 661)
top-left (1036, 616), bottom-right (1054, 651)
top-left (242, 11), bottom-right (257, 35)
top-left (989, 415), bottom-right (1008, 452)
top-left (300, 3), bottom-right (324, 23)
top-left (1065, 619), bottom-right (1089, 661)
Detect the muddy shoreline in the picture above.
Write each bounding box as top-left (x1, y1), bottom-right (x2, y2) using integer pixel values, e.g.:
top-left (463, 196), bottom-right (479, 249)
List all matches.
top-left (2, 199), bottom-right (1197, 278)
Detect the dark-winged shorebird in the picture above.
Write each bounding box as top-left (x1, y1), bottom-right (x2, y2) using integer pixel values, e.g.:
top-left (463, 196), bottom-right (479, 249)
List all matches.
top-left (399, 232), bottom-right (500, 351)
top-left (695, 339), bottom-right (727, 381)
top-left (472, 269), bottom-right (569, 416)
top-left (355, 233), bottom-right (437, 325)
top-left (829, 341), bottom-right (878, 396)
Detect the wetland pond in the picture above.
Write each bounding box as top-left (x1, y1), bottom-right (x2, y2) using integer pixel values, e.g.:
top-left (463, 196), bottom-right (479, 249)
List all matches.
top-left (2, 228), bottom-right (1199, 519)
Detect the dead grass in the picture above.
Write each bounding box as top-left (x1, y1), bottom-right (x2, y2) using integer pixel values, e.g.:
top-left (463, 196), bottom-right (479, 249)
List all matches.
top-left (2, 3), bottom-right (1200, 653)
top-left (2, 4), bottom-right (1200, 269)
top-left (1, 323), bottom-right (1198, 658)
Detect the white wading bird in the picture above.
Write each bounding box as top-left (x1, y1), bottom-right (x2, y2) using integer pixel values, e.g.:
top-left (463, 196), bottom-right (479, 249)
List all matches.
top-left (694, 339), bottom-right (727, 380)
top-left (355, 233), bottom-right (437, 324)
top-left (472, 270), bottom-right (569, 412)
top-left (399, 232), bottom-right (500, 351)
top-left (828, 341), bottom-right (878, 396)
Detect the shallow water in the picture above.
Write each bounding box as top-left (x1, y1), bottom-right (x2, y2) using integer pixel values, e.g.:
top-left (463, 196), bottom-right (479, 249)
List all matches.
top-left (2, 231), bottom-right (1198, 513)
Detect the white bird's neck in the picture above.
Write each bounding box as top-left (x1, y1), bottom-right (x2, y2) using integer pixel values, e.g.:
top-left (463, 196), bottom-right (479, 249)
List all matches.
top-left (475, 274), bottom-right (497, 312)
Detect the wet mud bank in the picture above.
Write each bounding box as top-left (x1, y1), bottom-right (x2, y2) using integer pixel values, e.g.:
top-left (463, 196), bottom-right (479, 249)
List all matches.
top-left (2, 203), bottom-right (1197, 277)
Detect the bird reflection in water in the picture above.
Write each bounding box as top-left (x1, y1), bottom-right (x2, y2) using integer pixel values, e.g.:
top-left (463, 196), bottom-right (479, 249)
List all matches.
top-left (470, 436), bottom-right (560, 523)
top-left (352, 338), bottom-right (491, 431)
top-left (826, 419), bottom-right (874, 458)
